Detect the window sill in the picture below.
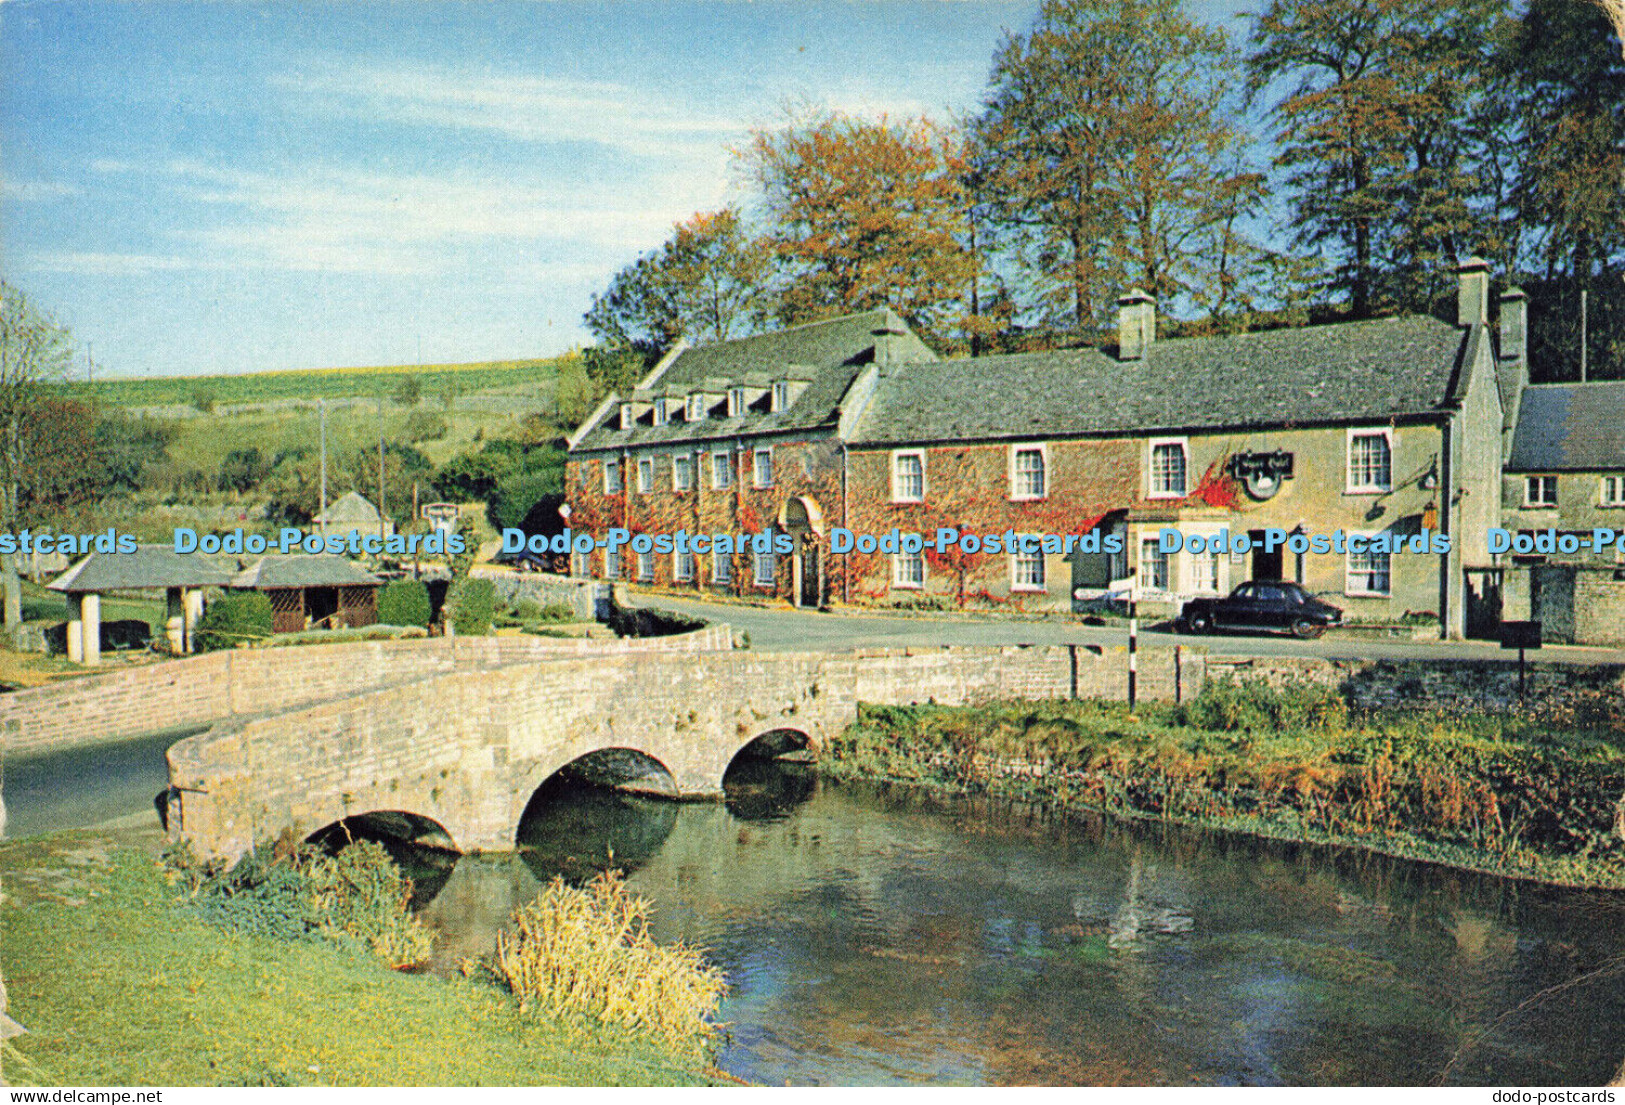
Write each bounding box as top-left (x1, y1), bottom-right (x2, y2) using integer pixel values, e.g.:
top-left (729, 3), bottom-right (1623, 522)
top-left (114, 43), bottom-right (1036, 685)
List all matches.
top-left (1010, 583), bottom-right (1048, 593)
top-left (1008, 495), bottom-right (1047, 504)
top-left (1145, 490), bottom-right (1186, 500)
top-left (1345, 486), bottom-right (1391, 496)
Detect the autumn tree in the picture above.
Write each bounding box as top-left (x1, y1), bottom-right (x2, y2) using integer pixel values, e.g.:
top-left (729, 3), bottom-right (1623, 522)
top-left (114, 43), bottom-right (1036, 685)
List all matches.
top-left (744, 111), bottom-right (980, 346)
top-left (585, 207), bottom-right (770, 356)
top-left (969, 0), bottom-right (1261, 339)
top-left (1246, 0), bottom-right (1508, 316)
top-left (0, 282), bottom-right (74, 625)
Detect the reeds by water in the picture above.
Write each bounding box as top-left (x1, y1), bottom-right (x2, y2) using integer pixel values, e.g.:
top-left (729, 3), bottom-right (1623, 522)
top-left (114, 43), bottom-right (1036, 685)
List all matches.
top-left (491, 870), bottom-right (727, 1058)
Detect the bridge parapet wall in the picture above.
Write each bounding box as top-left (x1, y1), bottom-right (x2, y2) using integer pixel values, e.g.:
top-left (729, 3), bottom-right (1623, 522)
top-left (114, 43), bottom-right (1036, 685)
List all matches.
top-left (3, 624), bottom-right (731, 758)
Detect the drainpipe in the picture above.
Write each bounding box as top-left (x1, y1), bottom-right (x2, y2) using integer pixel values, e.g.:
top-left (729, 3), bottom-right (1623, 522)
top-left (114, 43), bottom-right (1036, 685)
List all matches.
top-left (841, 441), bottom-right (851, 604)
top-left (1438, 415), bottom-right (1454, 641)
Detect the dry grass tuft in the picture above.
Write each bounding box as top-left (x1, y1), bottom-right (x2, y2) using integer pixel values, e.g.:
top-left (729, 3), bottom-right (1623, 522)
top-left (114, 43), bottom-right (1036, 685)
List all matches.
top-left (492, 870), bottom-right (727, 1059)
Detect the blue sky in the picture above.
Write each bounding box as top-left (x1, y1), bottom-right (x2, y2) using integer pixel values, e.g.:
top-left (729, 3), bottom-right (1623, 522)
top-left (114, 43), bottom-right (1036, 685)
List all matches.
top-left (3, 0), bottom-right (1254, 378)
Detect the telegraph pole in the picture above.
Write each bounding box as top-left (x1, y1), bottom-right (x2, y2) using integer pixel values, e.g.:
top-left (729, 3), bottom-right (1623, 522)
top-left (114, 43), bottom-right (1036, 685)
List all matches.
top-left (318, 399), bottom-right (328, 540)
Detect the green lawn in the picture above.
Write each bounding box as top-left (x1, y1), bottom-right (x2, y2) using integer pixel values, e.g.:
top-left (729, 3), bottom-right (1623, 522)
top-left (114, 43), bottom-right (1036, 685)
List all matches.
top-left (0, 829), bottom-right (714, 1087)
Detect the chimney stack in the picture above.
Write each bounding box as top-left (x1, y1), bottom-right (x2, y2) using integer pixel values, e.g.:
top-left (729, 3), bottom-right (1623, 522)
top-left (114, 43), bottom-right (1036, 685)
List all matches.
top-left (872, 308), bottom-right (909, 368)
top-left (1455, 257), bottom-right (1490, 327)
top-left (1117, 289), bottom-right (1156, 361)
top-left (1498, 286), bottom-right (1527, 364)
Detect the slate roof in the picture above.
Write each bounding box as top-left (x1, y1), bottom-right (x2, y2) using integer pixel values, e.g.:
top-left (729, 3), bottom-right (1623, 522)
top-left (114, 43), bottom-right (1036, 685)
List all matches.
top-left (572, 308), bottom-right (938, 452)
top-left (50, 546), bottom-right (236, 593)
top-left (850, 315), bottom-right (1471, 445)
top-left (231, 555), bottom-right (382, 589)
top-left (1506, 382), bottom-right (1625, 472)
top-left (314, 490), bottom-right (383, 525)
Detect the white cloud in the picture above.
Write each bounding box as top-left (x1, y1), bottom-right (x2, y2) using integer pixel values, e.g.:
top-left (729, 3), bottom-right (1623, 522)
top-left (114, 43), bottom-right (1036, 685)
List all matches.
top-left (277, 62), bottom-right (748, 160)
top-left (2, 180), bottom-right (84, 202)
top-left (87, 157), bottom-right (733, 275)
top-left (25, 251), bottom-right (197, 275)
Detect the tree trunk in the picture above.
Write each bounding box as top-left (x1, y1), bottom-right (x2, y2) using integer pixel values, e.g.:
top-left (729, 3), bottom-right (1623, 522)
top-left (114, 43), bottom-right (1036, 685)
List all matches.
top-left (1609, 1057), bottom-right (1624, 1087)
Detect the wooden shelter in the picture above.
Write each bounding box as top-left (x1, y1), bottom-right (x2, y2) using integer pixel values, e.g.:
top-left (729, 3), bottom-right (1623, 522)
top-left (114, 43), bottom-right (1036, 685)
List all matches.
top-left (231, 554), bottom-right (382, 633)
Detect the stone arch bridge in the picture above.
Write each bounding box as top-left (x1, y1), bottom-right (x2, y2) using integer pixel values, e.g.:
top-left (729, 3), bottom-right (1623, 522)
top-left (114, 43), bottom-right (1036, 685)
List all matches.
top-left (168, 642), bottom-right (1094, 859)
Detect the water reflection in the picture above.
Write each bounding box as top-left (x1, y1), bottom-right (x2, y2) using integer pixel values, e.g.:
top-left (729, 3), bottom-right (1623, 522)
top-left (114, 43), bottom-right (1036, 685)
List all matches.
top-left (401, 767), bottom-right (1625, 1086)
top-left (723, 758), bottom-right (817, 823)
top-left (517, 784), bottom-right (679, 885)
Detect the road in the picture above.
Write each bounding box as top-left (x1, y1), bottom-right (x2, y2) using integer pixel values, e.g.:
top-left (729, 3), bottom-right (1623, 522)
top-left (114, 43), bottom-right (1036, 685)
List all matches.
top-left (8, 597), bottom-right (1620, 839)
top-left (634, 593), bottom-right (1625, 666)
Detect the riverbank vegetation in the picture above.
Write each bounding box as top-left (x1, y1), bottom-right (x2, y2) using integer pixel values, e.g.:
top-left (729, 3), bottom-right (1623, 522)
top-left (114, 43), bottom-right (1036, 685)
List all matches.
top-left (823, 678), bottom-right (1625, 889)
top-left (490, 871), bottom-right (727, 1060)
top-left (0, 828), bottom-right (715, 1086)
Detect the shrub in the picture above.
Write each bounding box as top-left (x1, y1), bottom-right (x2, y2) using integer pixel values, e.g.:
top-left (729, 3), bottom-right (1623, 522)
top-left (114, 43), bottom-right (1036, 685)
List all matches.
top-left (404, 409), bottom-right (448, 443)
top-left (195, 592), bottom-right (274, 650)
top-left (171, 837), bottom-right (432, 968)
top-left (447, 578), bottom-right (496, 636)
top-left (491, 870), bottom-right (726, 1058)
top-left (377, 578), bottom-right (432, 627)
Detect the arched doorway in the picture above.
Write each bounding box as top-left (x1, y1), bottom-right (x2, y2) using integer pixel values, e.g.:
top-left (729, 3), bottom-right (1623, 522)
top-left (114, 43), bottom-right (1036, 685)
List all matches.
top-left (779, 496), bottom-right (826, 609)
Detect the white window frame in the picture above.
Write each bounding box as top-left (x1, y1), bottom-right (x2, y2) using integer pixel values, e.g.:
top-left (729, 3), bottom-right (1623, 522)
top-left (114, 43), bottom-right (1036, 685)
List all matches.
top-left (674, 548), bottom-right (695, 582)
top-left (652, 398), bottom-right (669, 427)
top-left (619, 403), bottom-right (635, 431)
top-left (636, 549), bottom-right (654, 582)
top-left (753, 447), bottom-right (774, 489)
top-left (1010, 539), bottom-right (1046, 592)
top-left (1139, 538), bottom-right (1170, 593)
top-left (1603, 474), bottom-right (1625, 508)
top-left (1188, 548), bottom-right (1220, 594)
top-left (637, 457), bottom-right (654, 494)
top-left (672, 454), bottom-right (693, 492)
top-left (892, 550), bottom-right (925, 589)
top-left (686, 395), bottom-right (706, 422)
top-left (712, 551), bottom-right (732, 584)
top-left (571, 548), bottom-right (591, 577)
top-left (604, 544), bottom-right (621, 580)
top-left (603, 457), bottom-right (621, 495)
top-left (771, 382), bottom-right (790, 412)
top-left (753, 548), bottom-right (776, 587)
top-left (712, 450), bottom-right (734, 490)
top-left (1009, 444), bottom-right (1047, 502)
top-left (728, 387), bottom-right (747, 417)
top-left (1345, 534), bottom-right (1392, 596)
top-left (1147, 437), bottom-right (1190, 499)
top-left (891, 448), bottom-right (925, 503)
top-left (1523, 474), bottom-right (1558, 508)
top-left (1346, 428), bottom-right (1394, 494)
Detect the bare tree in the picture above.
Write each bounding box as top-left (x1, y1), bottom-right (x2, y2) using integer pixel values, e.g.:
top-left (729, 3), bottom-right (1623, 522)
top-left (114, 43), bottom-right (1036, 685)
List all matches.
top-left (0, 282), bottom-right (75, 626)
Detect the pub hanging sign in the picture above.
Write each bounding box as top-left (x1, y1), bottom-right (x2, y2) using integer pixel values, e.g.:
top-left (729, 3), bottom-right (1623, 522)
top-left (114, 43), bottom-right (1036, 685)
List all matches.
top-left (1227, 450), bottom-right (1296, 501)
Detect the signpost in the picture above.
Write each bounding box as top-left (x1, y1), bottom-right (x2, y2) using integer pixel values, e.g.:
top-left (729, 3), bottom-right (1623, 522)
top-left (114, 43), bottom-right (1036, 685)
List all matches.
top-left (1500, 620), bottom-right (1542, 697)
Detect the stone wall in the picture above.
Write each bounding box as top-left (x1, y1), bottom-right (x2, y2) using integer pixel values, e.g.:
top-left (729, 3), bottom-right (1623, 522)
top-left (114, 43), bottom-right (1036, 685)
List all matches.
top-left (0, 624), bottom-right (732, 758)
top-left (1533, 565), bottom-right (1625, 647)
top-left (471, 568), bottom-right (616, 621)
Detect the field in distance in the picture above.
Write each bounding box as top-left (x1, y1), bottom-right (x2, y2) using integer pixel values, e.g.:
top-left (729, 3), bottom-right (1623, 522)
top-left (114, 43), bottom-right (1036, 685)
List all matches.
top-left (78, 356), bottom-right (568, 410)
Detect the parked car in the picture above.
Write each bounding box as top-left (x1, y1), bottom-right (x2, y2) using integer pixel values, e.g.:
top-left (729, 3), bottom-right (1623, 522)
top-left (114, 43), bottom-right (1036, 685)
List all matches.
top-left (1178, 581), bottom-right (1343, 639)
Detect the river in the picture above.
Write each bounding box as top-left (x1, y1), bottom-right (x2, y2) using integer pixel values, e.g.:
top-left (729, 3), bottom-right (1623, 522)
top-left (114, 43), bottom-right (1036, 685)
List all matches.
top-left (409, 765), bottom-right (1625, 1087)
top-left (10, 738), bottom-right (1623, 1085)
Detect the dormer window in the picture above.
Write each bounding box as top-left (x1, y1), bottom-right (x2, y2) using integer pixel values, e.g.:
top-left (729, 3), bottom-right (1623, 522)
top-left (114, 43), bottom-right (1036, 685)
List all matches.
top-left (771, 382), bottom-right (790, 412)
top-left (728, 387), bottom-right (747, 417)
top-left (619, 403), bottom-right (634, 431)
top-left (687, 395), bottom-right (706, 422)
top-left (652, 399), bottom-right (669, 427)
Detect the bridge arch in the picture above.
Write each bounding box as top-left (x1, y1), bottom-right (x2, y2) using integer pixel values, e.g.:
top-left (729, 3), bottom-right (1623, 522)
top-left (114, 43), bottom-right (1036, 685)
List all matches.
top-left (515, 748), bottom-right (682, 881)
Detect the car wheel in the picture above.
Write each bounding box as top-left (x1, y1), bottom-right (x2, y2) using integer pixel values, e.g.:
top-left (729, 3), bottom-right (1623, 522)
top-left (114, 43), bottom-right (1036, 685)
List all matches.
top-left (1186, 612), bottom-right (1212, 634)
top-left (1291, 617), bottom-right (1325, 640)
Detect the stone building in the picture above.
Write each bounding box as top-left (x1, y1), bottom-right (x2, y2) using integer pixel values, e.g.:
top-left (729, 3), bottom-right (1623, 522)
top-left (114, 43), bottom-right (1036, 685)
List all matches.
top-left (565, 262), bottom-right (1512, 638)
top-left (1500, 377), bottom-right (1625, 644)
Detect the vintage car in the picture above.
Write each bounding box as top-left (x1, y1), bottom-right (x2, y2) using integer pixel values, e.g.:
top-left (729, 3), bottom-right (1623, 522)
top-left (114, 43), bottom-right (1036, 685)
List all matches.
top-left (1177, 581), bottom-right (1343, 639)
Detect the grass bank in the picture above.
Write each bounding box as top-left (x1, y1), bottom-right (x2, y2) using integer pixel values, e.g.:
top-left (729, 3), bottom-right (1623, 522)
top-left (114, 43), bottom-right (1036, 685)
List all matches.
top-left (822, 679), bottom-right (1625, 890)
top-left (0, 828), bottom-right (715, 1086)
